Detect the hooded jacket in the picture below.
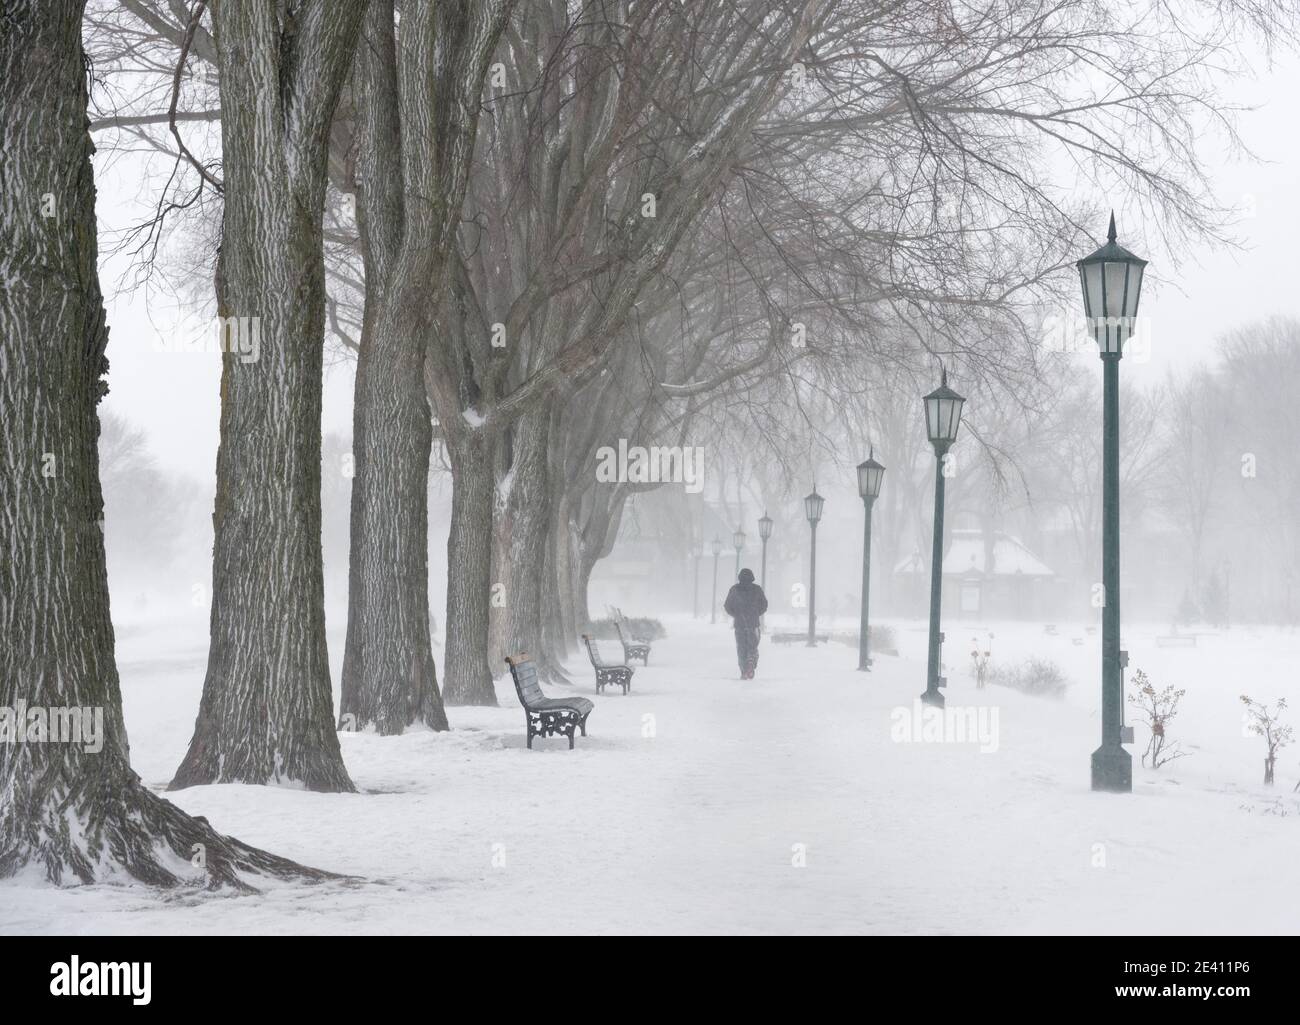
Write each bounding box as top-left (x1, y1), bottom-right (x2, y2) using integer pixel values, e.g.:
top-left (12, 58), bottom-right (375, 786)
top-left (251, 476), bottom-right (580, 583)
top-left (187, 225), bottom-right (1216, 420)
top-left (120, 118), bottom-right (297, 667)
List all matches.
top-left (723, 570), bottom-right (768, 629)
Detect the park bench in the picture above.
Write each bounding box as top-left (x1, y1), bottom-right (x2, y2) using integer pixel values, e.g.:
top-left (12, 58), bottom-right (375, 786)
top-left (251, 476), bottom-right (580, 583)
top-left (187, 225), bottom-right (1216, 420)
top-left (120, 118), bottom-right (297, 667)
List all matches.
top-left (505, 654), bottom-right (593, 750)
top-left (613, 619), bottom-right (651, 665)
top-left (1155, 634), bottom-right (1198, 648)
top-left (581, 634), bottom-right (634, 694)
top-left (610, 605), bottom-right (655, 644)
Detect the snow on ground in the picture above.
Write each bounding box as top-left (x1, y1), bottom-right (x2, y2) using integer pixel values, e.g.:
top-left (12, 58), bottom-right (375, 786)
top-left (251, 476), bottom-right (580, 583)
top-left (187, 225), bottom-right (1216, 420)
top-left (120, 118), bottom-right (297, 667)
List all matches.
top-left (4, 613), bottom-right (1299, 934)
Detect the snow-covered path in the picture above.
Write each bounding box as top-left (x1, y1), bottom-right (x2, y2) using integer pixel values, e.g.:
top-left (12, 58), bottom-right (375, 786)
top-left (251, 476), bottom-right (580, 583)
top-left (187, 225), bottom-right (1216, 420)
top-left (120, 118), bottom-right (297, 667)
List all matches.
top-left (4, 617), bottom-right (1299, 933)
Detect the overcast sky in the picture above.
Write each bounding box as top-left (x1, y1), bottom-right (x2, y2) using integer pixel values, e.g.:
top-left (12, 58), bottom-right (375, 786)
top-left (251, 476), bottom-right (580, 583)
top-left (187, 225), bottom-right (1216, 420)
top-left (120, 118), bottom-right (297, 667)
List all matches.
top-left (93, 48), bottom-right (1300, 479)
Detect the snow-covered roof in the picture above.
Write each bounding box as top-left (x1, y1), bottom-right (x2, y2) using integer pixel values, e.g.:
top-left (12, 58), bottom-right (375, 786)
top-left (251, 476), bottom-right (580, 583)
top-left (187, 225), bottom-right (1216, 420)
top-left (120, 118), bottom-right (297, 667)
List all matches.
top-left (893, 530), bottom-right (1054, 578)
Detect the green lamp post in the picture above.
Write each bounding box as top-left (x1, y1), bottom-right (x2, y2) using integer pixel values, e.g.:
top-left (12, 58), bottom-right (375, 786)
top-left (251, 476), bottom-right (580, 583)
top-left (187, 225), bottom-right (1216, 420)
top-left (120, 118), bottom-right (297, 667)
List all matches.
top-left (758, 512), bottom-right (773, 592)
top-left (804, 487), bottom-right (824, 646)
top-left (921, 372), bottom-right (964, 708)
top-left (856, 451), bottom-right (885, 671)
top-left (1078, 212), bottom-right (1146, 793)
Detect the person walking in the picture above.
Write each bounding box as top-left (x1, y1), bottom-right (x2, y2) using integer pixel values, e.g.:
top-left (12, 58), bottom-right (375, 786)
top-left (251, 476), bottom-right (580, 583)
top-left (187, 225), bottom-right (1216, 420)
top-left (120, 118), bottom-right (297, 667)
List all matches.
top-left (723, 568), bottom-right (768, 679)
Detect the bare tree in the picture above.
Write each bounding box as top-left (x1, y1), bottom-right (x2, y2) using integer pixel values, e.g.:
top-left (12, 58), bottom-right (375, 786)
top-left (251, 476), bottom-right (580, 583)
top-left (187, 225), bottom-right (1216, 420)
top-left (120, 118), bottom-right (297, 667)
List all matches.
top-left (1128, 669), bottom-right (1190, 769)
top-left (335, 0), bottom-right (514, 732)
top-left (1240, 696), bottom-right (1292, 786)
top-left (1216, 319), bottom-right (1300, 623)
top-left (1160, 368), bottom-right (1230, 594)
top-left (0, 0), bottom-right (326, 887)
top-left (170, 0), bottom-right (366, 792)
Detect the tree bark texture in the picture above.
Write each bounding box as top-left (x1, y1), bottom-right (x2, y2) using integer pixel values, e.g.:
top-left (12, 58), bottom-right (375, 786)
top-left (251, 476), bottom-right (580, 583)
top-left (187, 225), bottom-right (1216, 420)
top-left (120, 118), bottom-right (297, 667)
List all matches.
top-left (440, 432), bottom-right (498, 704)
top-left (0, 0), bottom-right (329, 886)
top-left (342, 0), bottom-right (511, 720)
top-left (171, 0), bottom-right (364, 791)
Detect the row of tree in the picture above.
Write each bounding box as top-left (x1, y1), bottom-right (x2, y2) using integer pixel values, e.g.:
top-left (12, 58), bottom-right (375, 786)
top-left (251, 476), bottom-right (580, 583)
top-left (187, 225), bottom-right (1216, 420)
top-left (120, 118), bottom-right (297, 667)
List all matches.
top-left (2, 0), bottom-right (1292, 885)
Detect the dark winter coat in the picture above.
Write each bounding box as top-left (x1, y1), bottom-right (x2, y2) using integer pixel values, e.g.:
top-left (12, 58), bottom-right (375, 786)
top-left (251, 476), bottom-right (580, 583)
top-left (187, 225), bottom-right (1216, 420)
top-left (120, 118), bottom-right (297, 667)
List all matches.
top-left (724, 579), bottom-right (768, 629)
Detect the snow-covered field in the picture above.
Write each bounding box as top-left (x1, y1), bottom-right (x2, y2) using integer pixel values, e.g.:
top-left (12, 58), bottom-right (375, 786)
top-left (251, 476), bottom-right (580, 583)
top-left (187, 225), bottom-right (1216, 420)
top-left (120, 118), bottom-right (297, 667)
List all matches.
top-left (4, 614), bottom-right (1299, 934)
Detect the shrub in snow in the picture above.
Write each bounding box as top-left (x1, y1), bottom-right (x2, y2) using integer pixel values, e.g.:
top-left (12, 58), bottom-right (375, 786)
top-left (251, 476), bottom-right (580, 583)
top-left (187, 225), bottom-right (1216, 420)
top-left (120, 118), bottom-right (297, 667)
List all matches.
top-left (869, 624), bottom-right (898, 653)
top-left (1240, 696), bottom-right (1292, 786)
top-left (988, 656), bottom-right (1068, 698)
top-left (587, 616), bottom-right (666, 641)
top-left (1127, 669), bottom-right (1189, 769)
top-left (835, 625), bottom-right (899, 653)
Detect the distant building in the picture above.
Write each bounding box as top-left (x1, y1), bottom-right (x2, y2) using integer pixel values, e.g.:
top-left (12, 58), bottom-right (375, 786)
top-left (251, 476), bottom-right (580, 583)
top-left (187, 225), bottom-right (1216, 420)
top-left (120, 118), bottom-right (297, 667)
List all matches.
top-left (893, 529), bottom-right (1058, 619)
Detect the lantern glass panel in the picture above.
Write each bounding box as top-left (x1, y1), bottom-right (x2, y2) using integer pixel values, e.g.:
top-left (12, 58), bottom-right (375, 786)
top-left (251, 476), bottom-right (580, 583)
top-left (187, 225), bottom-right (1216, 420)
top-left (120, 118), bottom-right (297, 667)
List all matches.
top-left (758, 515), bottom-right (773, 540)
top-left (1077, 217), bottom-right (1146, 355)
top-left (1126, 262), bottom-right (1144, 319)
top-left (1104, 262), bottom-right (1130, 319)
top-left (1080, 262), bottom-right (1102, 318)
top-left (857, 460), bottom-right (884, 499)
top-left (925, 392), bottom-right (963, 445)
top-left (804, 491), bottom-right (824, 524)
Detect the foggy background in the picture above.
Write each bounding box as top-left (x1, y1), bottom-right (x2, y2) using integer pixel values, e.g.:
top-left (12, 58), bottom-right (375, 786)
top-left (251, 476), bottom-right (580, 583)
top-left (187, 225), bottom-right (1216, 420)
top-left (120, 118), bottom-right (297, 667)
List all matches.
top-left (93, 41), bottom-right (1300, 642)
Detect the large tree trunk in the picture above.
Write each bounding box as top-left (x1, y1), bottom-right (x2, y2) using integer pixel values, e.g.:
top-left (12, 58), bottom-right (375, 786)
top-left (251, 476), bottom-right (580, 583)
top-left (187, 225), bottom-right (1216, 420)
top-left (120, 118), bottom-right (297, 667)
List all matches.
top-left (339, 296), bottom-right (447, 731)
top-left (539, 431), bottom-right (566, 660)
top-left (553, 489), bottom-right (579, 652)
top-left (540, 515), bottom-right (565, 660)
top-left (0, 0), bottom-right (327, 887)
top-left (574, 557), bottom-right (596, 630)
top-left (440, 430), bottom-right (498, 705)
top-left (172, 0), bottom-right (364, 792)
top-left (342, 0), bottom-right (511, 717)
top-left (571, 483), bottom-right (627, 632)
top-left (339, 0), bottom-right (449, 732)
top-left (502, 407), bottom-right (568, 681)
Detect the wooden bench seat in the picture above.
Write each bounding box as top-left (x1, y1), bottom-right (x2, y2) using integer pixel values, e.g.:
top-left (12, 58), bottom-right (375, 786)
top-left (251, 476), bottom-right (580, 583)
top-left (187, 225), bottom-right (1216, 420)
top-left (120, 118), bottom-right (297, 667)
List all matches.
top-left (505, 654), bottom-right (593, 749)
top-left (614, 620), bottom-right (651, 665)
top-left (581, 634), bottom-right (634, 694)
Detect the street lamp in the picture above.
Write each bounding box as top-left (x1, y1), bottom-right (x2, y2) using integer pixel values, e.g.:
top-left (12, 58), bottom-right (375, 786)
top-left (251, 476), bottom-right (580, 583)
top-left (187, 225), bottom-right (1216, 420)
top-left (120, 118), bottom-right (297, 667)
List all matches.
top-left (733, 527), bottom-right (746, 578)
top-left (692, 546), bottom-right (702, 619)
top-left (710, 536), bottom-right (723, 625)
top-left (804, 486), bottom-right (825, 646)
top-left (1078, 212), bottom-right (1146, 793)
top-left (758, 512), bottom-right (773, 592)
top-left (856, 450), bottom-right (885, 671)
top-left (921, 371), bottom-right (964, 708)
